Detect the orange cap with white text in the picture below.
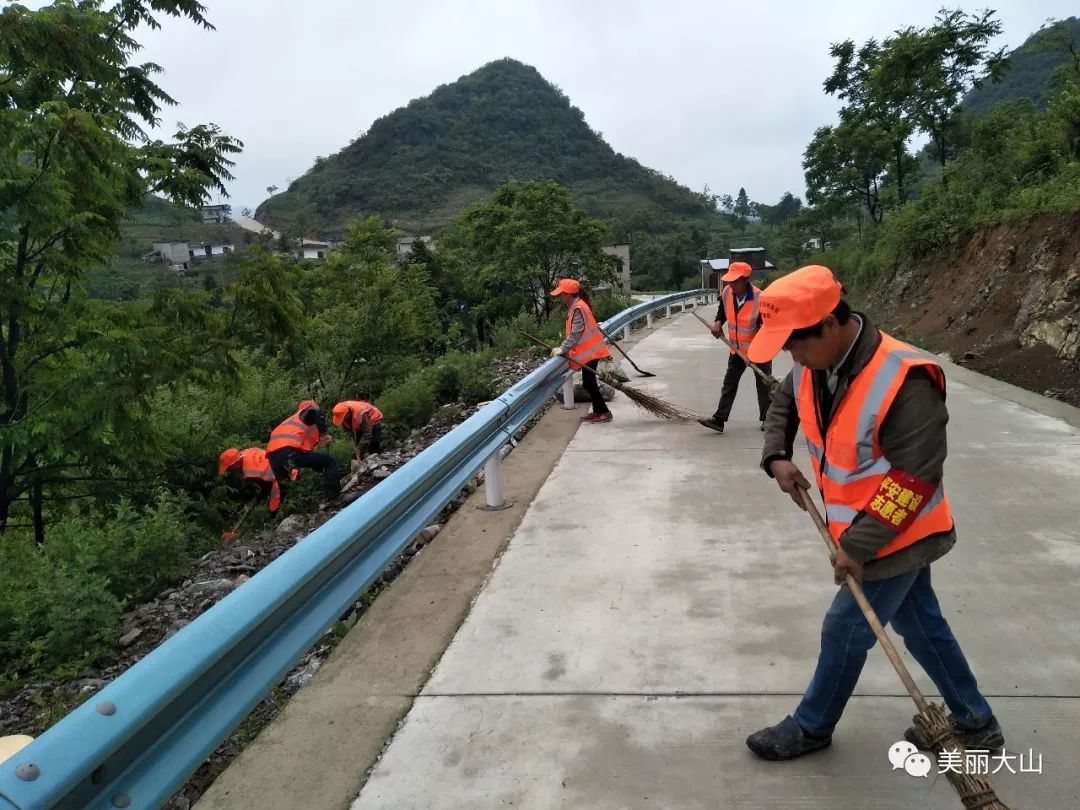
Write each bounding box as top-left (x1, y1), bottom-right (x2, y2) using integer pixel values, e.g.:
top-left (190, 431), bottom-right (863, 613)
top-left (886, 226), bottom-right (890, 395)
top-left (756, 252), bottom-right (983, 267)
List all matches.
top-left (746, 265), bottom-right (844, 364)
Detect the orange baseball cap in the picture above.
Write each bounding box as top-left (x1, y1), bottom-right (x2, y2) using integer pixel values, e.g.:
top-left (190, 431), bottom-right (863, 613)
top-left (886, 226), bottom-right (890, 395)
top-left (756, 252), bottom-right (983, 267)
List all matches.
top-left (746, 265), bottom-right (844, 363)
top-left (331, 402), bottom-right (351, 427)
top-left (720, 261), bottom-right (752, 283)
top-left (218, 447), bottom-right (241, 476)
top-left (549, 278), bottom-right (581, 296)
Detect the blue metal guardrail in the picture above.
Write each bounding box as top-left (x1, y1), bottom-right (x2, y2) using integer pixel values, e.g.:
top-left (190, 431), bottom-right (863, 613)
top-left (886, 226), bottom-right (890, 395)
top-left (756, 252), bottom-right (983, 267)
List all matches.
top-left (0, 289), bottom-right (712, 810)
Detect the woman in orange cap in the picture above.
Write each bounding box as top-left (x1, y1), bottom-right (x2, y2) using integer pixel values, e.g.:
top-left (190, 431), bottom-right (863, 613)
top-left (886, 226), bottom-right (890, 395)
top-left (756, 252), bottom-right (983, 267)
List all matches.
top-left (332, 400), bottom-right (384, 462)
top-left (549, 278), bottom-right (613, 423)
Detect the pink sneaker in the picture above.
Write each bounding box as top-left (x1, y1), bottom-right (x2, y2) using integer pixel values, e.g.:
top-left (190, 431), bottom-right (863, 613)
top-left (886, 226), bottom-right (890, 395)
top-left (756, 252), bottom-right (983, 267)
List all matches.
top-left (589, 413), bottom-right (613, 424)
top-left (581, 413), bottom-right (600, 422)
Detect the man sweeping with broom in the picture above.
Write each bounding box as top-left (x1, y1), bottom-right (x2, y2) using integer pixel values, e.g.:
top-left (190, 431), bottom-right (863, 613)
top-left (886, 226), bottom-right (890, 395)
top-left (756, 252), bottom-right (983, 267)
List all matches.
top-left (742, 264), bottom-right (1003, 761)
top-left (699, 261), bottom-right (773, 434)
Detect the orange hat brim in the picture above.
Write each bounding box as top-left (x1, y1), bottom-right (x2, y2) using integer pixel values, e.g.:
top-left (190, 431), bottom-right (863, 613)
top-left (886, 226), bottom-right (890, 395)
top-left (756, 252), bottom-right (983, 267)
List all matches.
top-left (747, 326), bottom-right (791, 365)
top-left (549, 279), bottom-right (580, 297)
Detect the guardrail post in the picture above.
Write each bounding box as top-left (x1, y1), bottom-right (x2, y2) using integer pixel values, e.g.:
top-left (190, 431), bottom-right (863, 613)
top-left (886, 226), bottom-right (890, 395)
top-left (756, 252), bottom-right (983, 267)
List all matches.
top-left (561, 375), bottom-right (576, 410)
top-left (665, 305), bottom-right (671, 318)
top-left (622, 325), bottom-right (630, 341)
top-left (482, 445), bottom-right (510, 510)
top-left (646, 312), bottom-right (653, 328)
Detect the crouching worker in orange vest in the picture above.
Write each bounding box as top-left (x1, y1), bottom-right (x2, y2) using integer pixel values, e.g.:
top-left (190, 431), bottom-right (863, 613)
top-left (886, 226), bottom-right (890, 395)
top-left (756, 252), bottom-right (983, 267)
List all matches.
top-left (218, 447), bottom-right (282, 513)
top-left (699, 261), bottom-right (772, 433)
top-left (549, 278), bottom-right (613, 424)
top-left (266, 399), bottom-right (341, 496)
top-left (332, 400), bottom-right (384, 461)
top-left (743, 264), bottom-right (1001, 760)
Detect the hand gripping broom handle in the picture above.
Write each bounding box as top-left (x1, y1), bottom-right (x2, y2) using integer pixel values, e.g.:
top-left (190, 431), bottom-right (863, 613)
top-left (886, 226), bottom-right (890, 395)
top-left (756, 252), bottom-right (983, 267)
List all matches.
top-left (520, 331), bottom-right (603, 377)
top-left (691, 310), bottom-right (779, 390)
top-left (796, 487), bottom-right (930, 715)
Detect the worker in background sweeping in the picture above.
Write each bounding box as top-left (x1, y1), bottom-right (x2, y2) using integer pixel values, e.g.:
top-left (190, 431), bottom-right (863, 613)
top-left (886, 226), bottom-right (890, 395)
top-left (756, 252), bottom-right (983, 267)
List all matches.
top-left (218, 446), bottom-right (282, 513)
top-left (699, 261), bottom-right (772, 433)
top-left (550, 278), bottom-right (614, 423)
top-left (266, 399), bottom-right (341, 497)
top-left (742, 264), bottom-right (1002, 760)
top-left (332, 400), bottom-right (384, 463)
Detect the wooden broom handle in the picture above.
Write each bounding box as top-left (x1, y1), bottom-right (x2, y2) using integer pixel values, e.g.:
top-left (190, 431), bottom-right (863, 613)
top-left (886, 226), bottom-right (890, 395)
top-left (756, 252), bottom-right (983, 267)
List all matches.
top-left (520, 330), bottom-right (602, 377)
top-left (796, 487), bottom-right (931, 714)
top-left (690, 310), bottom-right (779, 390)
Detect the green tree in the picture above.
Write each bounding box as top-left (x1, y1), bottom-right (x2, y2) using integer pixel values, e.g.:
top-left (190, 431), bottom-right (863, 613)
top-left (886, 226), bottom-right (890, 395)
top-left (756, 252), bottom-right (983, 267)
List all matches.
top-left (825, 38), bottom-right (919, 205)
top-left (304, 217), bottom-right (439, 401)
top-left (803, 118), bottom-right (890, 227)
top-left (759, 191), bottom-right (804, 226)
top-left (0, 0), bottom-right (241, 542)
top-left (733, 187), bottom-right (752, 232)
top-left (880, 9), bottom-right (1009, 168)
top-left (447, 180), bottom-right (616, 325)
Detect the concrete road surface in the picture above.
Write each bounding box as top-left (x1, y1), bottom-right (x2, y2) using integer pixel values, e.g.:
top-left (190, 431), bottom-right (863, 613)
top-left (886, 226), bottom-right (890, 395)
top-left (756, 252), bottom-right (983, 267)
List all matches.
top-left (353, 308), bottom-right (1080, 809)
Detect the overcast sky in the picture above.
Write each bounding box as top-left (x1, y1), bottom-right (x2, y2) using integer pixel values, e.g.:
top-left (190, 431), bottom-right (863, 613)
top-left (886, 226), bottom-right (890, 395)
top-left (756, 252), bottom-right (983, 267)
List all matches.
top-left (56, 0), bottom-right (1080, 212)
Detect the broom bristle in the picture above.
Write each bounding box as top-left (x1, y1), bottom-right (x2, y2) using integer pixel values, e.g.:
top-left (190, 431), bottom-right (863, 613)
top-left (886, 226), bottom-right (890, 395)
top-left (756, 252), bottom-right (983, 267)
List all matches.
top-left (592, 368), bottom-right (693, 420)
top-left (913, 704), bottom-right (1011, 810)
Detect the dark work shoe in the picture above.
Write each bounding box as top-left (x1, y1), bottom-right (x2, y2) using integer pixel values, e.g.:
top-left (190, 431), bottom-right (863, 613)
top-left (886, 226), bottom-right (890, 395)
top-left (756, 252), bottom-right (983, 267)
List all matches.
top-left (904, 715), bottom-right (1004, 752)
top-left (760, 420), bottom-right (766, 431)
top-left (746, 716), bottom-right (832, 761)
top-left (698, 417), bottom-right (724, 433)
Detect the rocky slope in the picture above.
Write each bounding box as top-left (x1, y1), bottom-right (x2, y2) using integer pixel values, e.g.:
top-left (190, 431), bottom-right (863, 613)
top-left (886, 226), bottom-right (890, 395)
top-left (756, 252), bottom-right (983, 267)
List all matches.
top-left (0, 349), bottom-right (549, 808)
top-left (872, 212), bottom-right (1080, 405)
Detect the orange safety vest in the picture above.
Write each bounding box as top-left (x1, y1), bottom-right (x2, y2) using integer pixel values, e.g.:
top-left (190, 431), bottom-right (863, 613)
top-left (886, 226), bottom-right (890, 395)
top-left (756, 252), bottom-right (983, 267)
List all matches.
top-left (792, 332), bottom-right (954, 559)
top-left (565, 298), bottom-right (612, 370)
top-left (267, 404), bottom-right (321, 454)
top-left (340, 401), bottom-right (383, 432)
top-left (237, 448), bottom-right (281, 512)
top-left (723, 284), bottom-right (762, 355)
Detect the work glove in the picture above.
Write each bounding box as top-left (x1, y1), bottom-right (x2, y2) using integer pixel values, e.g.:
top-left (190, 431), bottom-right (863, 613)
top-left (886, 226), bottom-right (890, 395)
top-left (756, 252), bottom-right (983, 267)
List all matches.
top-left (550, 347), bottom-right (564, 357)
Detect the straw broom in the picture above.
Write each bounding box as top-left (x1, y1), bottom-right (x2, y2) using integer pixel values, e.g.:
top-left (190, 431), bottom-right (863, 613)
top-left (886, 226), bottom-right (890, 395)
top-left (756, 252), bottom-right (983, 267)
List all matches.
top-left (798, 483), bottom-right (1009, 808)
top-left (520, 331), bottom-right (692, 420)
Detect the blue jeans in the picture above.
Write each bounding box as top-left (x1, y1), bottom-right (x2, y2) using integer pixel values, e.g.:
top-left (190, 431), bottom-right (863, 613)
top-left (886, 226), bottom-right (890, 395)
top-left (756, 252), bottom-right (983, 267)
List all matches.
top-left (793, 565), bottom-right (994, 737)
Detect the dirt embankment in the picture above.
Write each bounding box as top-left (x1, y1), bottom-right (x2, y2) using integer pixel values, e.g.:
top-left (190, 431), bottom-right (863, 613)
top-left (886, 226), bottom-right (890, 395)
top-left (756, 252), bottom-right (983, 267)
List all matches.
top-left (871, 212), bottom-right (1080, 405)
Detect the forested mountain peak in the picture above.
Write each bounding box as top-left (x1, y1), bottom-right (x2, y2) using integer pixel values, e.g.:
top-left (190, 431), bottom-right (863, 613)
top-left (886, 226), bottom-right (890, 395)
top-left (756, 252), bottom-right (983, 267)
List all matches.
top-left (255, 58), bottom-right (718, 238)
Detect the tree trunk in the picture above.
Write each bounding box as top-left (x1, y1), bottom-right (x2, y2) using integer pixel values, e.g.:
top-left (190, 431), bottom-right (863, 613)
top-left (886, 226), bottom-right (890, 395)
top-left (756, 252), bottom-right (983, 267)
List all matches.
top-left (894, 143), bottom-right (907, 205)
top-left (32, 477), bottom-right (44, 547)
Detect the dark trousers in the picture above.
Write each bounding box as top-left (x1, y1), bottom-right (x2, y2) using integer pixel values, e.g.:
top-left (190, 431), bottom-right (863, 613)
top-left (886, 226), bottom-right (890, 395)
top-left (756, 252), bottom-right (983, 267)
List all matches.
top-left (366, 423), bottom-right (383, 454)
top-left (793, 566), bottom-right (993, 737)
top-left (714, 353), bottom-right (773, 422)
top-left (267, 448), bottom-right (341, 494)
top-left (582, 359), bottom-right (610, 415)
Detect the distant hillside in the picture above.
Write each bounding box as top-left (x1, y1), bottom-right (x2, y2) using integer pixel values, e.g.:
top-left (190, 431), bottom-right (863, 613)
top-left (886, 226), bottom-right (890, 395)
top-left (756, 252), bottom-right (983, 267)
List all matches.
top-left (86, 196), bottom-right (258, 300)
top-left (964, 17), bottom-right (1080, 117)
top-left (256, 58), bottom-right (722, 239)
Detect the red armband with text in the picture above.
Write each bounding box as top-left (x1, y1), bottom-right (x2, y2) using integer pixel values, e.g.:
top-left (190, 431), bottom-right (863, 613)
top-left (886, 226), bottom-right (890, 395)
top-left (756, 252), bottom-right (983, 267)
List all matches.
top-left (864, 471), bottom-right (936, 532)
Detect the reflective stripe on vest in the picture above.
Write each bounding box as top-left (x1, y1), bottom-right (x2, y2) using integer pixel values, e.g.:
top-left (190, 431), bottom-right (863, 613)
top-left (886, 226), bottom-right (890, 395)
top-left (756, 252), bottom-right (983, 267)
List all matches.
top-left (267, 411), bottom-right (320, 453)
top-left (239, 448), bottom-right (281, 512)
top-left (566, 299), bottom-right (612, 370)
top-left (723, 285), bottom-right (762, 354)
top-left (794, 333), bottom-right (954, 558)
